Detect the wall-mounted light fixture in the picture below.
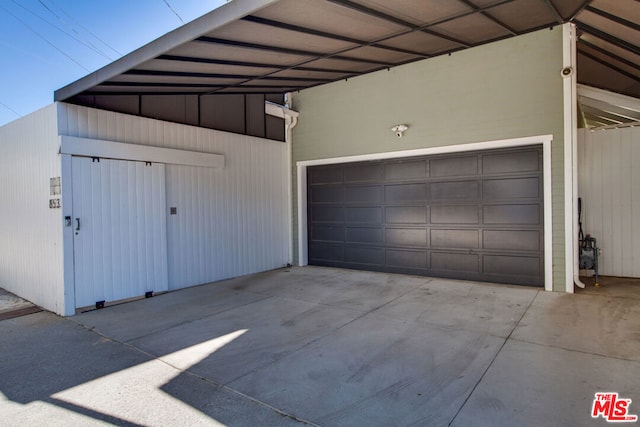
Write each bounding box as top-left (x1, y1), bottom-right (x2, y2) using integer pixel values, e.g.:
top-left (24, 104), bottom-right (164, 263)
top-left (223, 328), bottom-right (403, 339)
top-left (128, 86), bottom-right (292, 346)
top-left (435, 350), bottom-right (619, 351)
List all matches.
top-left (391, 124), bottom-right (408, 138)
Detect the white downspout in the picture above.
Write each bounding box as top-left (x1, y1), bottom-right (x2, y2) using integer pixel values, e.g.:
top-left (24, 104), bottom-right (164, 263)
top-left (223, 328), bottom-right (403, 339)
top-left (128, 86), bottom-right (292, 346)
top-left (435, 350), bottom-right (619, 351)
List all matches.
top-left (562, 23), bottom-right (586, 290)
top-left (265, 99), bottom-right (299, 266)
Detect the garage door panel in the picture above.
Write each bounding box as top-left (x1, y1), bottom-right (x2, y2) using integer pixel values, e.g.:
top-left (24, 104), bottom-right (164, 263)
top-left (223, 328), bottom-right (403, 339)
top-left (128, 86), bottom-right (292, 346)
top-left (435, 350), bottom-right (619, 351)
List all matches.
top-left (310, 167), bottom-right (343, 184)
top-left (312, 225), bottom-right (345, 242)
top-left (385, 160), bottom-right (427, 180)
top-left (311, 206), bottom-right (345, 223)
top-left (385, 206), bottom-right (427, 224)
top-left (386, 228), bottom-right (428, 247)
top-left (309, 243), bottom-right (344, 262)
top-left (482, 150), bottom-right (540, 174)
top-left (346, 186), bottom-right (383, 203)
top-left (483, 204), bottom-right (540, 224)
top-left (311, 186), bottom-right (345, 203)
top-left (483, 230), bottom-right (541, 251)
top-left (484, 255), bottom-right (540, 277)
top-left (386, 249), bottom-right (427, 268)
top-left (483, 177), bottom-right (540, 200)
top-left (385, 183), bottom-right (428, 202)
top-left (431, 252), bottom-right (479, 273)
top-left (346, 227), bottom-right (383, 244)
top-left (345, 247), bottom-right (384, 265)
top-left (430, 156), bottom-right (478, 177)
top-left (345, 163), bottom-right (383, 182)
top-left (430, 181), bottom-right (479, 201)
top-left (307, 146), bottom-right (543, 286)
top-left (346, 207), bottom-right (382, 224)
top-left (431, 229), bottom-right (479, 249)
top-left (431, 205), bottom-right (479, 224)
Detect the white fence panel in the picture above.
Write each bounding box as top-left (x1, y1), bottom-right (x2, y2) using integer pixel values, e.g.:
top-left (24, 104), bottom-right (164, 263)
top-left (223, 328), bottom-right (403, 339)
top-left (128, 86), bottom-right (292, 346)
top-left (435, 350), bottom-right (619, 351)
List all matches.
top-left (578, 127), bottom-right (640, 277)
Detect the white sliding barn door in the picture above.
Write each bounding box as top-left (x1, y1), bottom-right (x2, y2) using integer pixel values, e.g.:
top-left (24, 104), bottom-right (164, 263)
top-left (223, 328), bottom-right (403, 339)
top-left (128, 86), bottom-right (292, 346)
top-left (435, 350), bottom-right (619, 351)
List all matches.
top-left (72, 157), bottom-right (168, 308)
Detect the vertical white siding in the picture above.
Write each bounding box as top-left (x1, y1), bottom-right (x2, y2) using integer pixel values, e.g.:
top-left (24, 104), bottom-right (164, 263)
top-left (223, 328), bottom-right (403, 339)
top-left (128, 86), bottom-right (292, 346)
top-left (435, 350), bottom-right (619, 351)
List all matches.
top-left (578, 127), bottom-right (640, 277)
top-left (59, 103), bottom-right (289, 290)
top-left (0, 105), bottom-right (65, 313)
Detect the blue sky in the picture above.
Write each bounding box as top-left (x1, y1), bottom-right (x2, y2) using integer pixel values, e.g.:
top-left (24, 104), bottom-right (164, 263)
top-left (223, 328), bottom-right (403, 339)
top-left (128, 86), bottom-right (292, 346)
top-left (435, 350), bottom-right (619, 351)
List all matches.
top-left (0, 0), bottom-right (226, 126)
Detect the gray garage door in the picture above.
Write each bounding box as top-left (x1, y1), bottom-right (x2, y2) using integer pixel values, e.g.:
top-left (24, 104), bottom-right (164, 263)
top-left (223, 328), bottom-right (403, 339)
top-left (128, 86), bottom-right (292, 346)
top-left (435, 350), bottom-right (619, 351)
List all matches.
top-left (307, 146), bottom-right (544, 286)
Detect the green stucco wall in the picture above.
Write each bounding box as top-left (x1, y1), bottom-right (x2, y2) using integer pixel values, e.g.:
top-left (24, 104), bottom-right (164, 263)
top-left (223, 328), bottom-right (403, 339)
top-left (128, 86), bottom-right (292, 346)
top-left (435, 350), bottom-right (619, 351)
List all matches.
top-left (291, 27), bottom-right (567, 291)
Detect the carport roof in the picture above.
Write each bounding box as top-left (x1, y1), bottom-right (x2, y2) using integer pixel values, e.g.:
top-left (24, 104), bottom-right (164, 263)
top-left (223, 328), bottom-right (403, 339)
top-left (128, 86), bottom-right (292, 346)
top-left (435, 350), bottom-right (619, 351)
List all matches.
top-left (54, 0), bottom-right (639, 102)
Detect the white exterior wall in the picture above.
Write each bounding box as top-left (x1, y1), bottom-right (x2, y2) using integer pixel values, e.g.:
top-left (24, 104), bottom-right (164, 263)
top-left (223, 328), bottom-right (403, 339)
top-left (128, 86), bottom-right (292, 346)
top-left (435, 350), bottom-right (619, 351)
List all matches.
top-left (0, 105), bottom-right (65, 313)
top-left (577, 127), bottom-right (640, 277)
top-left (58, 103), bottom-right (289, 293)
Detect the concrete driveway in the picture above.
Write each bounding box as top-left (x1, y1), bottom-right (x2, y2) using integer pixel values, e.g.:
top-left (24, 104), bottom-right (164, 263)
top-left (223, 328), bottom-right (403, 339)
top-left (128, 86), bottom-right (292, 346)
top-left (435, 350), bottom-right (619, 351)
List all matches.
top-left (1, 267), bottom-right (639, 426)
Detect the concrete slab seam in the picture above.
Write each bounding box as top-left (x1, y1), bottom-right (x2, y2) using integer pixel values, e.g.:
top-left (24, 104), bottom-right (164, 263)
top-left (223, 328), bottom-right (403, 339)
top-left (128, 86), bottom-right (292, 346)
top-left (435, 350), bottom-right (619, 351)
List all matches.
top-left (447, 289), bottom-right (542, 426)
top-left (73, 294), bottom-right (275, 344)
top-left (506, 337), bottom-right (640, 364)
top-left (67, 315), bottom-right (318, 426)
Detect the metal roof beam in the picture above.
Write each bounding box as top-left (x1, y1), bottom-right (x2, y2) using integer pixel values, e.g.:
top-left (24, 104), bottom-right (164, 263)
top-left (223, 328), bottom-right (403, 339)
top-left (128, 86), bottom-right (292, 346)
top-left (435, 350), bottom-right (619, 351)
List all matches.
top-left (325, 0), bottom-right (472, 48)
top-left (81, 91), bottom-right (290, 96)
top-left (242, 15), bottom-right (430, 58)
top-left (198, 0), bottom-right (519, 96)
top-left (582, 111), bottom-right (621, 126)
top-left (99, 81), bottom-right (308, 89)
top-left (423, 0), bottom-right (517, 27)
top-left (55, 0), bottom-right (280, 101)
top-left (584, 6), bottom-right (640, 32)
top-left (156, 54), bottom-right (358, 75)
top-left (578, 50), bottom-right (640, 83)
top-left (578, 40), bottom-right (640, 73)
top-left (541, 0), bottom-right (564, 24)
top-left (580, 103), bottom-right (638, 122)
top-left (124, 69), bottom-right (332, 82)
top-left (196, 36), bottom-right (394, 66)
top-left (569, 0), bottom-right (594, 21)
top-left (575, 21), bottom-right (640, 56)
top-left (578, 84), bottom-right (640, 113)
top-left (458, 0), bottom-right (518, 35)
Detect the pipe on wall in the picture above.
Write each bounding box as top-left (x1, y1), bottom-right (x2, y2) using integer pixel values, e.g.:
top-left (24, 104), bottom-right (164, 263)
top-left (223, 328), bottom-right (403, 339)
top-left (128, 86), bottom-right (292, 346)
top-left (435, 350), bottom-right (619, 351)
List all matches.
top-left (266, 99), bottom-right (299, 266)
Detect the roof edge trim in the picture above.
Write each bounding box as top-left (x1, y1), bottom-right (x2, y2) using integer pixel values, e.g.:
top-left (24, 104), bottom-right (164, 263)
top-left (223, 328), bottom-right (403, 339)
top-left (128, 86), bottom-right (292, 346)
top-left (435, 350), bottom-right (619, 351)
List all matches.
top-left (54, 0), bottom-right (281, 102)
top-left (577, 84), bottom-right (640, 112)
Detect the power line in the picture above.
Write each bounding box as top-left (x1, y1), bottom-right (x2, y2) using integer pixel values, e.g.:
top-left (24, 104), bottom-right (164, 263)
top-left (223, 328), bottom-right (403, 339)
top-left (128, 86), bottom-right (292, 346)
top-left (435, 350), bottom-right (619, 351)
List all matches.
top-left (163, 0), bottom-right (184, 23)
top-left (0, 3), bottom-right (89, 71)
top-left (43, 0), bottom-right (123, 57)
top-left (0, 101), bottom-right (21, 117)
top-left (9, 0), bottom-right (113, 61)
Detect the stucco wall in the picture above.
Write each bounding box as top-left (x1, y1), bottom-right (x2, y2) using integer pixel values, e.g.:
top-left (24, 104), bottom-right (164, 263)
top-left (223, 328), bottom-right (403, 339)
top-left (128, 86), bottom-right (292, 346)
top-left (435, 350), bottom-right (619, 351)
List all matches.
top-left (292, 27), bottom-right (567, 291)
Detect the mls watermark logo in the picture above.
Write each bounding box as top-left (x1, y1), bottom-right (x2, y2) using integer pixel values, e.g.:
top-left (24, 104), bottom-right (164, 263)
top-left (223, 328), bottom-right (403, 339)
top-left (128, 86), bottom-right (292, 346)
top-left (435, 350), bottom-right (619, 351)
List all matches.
top-left (592, 392), bottom-right (638, 423)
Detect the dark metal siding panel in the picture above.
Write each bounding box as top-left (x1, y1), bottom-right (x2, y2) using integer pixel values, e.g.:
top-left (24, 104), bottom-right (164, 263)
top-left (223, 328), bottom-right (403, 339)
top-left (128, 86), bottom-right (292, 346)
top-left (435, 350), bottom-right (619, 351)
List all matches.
top-left (307, 146), bottom-right (544, 286)
top-left (266, 114), bottom-right (285, 141)
top-left (245, 94), bottom-right (266, 138)
top-left (68, 93), bottom-right (286, 142)
top-left (140, 95), bottom-right (199, 124)
top-left (200, 94), bottom-right (246, 134)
